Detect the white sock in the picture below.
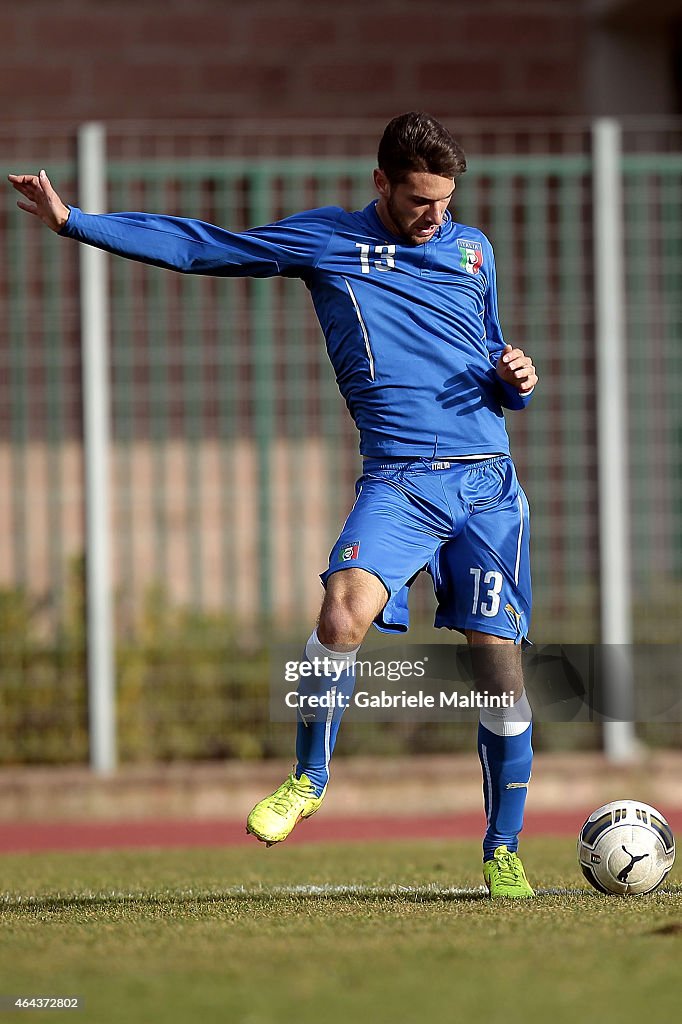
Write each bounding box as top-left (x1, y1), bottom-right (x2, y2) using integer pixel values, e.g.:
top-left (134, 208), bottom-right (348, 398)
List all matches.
top-left (479, 689), bottom-right (532, 737)
top-left (304, 629), bottom-right (359, 670)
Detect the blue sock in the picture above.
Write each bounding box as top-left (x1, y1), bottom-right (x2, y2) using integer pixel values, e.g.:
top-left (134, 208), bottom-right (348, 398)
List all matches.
top-left (478, 691), bottom-right (533, 861)
top-left (295, 630), bottom-right (357, 796)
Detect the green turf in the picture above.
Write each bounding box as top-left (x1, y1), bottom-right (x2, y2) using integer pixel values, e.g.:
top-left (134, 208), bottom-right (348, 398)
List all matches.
top-left (0, 839), bottom-right (680, 1023)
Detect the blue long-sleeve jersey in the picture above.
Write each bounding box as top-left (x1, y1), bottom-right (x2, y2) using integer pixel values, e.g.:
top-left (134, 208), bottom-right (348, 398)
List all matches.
top-left (61, 201), bottom-right (532, 458)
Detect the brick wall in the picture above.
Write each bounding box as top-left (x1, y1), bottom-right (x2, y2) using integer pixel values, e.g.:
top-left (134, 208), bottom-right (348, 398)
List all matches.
top-left (3, 0), bottom-right (586, 123)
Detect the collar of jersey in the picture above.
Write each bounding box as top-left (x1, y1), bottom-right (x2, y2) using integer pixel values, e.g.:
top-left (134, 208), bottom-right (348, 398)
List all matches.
top-left (365, 201), bottom-right (452, 245)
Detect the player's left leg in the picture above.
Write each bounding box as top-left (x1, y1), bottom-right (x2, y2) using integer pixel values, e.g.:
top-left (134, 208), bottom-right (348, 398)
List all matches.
top-left (467, 633), bottom-right (534, 898)
top-left (428, 456), bottom-right (534, 897)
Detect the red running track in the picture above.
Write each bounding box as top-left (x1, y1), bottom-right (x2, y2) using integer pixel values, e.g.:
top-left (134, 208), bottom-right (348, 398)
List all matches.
top-left (3, 809), bottom-right (682, 854)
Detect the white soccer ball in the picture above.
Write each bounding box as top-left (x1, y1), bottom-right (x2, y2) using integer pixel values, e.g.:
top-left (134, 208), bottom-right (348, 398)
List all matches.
top-left (577, 800), bottom-right (675, 895)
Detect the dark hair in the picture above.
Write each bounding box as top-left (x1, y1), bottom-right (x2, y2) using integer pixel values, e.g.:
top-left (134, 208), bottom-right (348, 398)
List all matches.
top-left (377, 112), bottom-right (466, 184)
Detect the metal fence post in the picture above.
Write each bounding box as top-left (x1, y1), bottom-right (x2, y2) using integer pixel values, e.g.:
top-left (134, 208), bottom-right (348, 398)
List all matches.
top-left (78, 122), bottom-right (116, 774)
top-left (592, 118), bottom-right (637, 762)
top-left (250, 166), bottom-right (275, 623)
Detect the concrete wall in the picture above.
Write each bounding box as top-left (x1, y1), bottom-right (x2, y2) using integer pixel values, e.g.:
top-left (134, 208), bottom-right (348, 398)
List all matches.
top-left (0, 439), bottom-right (334, 628)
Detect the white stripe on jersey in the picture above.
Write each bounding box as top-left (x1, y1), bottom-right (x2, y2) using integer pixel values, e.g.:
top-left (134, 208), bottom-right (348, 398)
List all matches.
top-left (344, 279), bottom-right (375, 380)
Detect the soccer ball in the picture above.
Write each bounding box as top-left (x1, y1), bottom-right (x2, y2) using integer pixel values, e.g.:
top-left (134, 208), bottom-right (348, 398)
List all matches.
top-left (577, 800), bottom-right (675, 896)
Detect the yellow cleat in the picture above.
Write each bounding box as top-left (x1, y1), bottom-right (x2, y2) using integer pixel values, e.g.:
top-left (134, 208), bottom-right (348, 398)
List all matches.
top-left (246, 772), bottom-right (326, 847)
top-left (483, 846), bottom-right (535, 898)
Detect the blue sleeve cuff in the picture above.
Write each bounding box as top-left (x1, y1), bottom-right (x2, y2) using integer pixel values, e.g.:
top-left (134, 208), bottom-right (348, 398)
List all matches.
top-left (58, 206), bottom-right (78, 236)
top-left (497, 376), bottom-right (535, 410)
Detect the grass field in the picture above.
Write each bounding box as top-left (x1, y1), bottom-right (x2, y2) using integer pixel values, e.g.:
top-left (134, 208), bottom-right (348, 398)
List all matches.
top-left (0, 838), bottom-right (680, 1024)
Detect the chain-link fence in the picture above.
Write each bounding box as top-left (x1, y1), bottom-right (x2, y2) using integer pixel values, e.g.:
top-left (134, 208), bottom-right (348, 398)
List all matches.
top-left (1, 118), bottom-right (680, 763)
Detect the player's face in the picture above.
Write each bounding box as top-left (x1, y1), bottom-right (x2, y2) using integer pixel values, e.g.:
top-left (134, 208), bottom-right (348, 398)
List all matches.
top-left (373, 170), bottom-right (455, 245)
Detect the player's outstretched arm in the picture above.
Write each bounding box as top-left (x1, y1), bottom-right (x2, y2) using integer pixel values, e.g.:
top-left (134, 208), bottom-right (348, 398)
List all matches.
top-left (8, 170), bottom-right (70, 232)
top-left (496, 344), bottom-right (537, 394)
top-left (7, 172), bottom-right (340, 278)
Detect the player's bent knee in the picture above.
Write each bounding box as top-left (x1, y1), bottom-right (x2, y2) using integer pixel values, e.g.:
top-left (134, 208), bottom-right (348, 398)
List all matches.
top-left (317, 599), bottom-right (374, 648)
top-left (317, 612), bottom-right (366, 648)
top-left (318, 569), bottom-right (387, 648)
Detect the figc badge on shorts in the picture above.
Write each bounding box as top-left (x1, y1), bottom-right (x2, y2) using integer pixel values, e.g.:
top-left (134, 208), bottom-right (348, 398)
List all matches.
top-left (339, 541), bottom-right (360, 562)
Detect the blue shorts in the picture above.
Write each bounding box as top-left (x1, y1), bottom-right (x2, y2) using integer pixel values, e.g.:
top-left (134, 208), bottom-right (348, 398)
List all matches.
top-left (320, 456), bottom-right (531, 643)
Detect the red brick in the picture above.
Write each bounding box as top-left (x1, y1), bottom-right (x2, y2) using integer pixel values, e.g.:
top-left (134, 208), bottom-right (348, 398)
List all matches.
top-left (67, 93), bottom-right (167, 120)
top-left (346, 11), bottom-right (467, 50)
top-left (518, 58), bottom-right (579, 99)
top-left (30, 13), bottom-right (133, 53)
top-left (457, 11), bottom-right (576, 52)
top-left (416, 60), bottom-right (507, 94)
top-left (82, 61), bottom-right (193, 99)
top-left (200, 64), bottom-right (291, 95)
top-left (0, 64), bottom-right (76, 102)
top-left (0, 0), bottom-right (591, 123)
top-left (134, 12), bottom-right (235, 50)
top-left (0, 15), bottom-right (19, 50)
top-left (244, 13), bottom-right (338, 49)
top-left (308, 63), bottom-right (396, 93)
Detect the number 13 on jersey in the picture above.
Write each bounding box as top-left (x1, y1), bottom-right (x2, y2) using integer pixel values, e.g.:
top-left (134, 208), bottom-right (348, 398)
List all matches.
top-left (355, 242), bottom-right (396, 273)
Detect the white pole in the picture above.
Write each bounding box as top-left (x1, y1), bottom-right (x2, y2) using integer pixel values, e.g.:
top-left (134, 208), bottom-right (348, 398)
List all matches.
top-left (592, 118), bottom-right (637, 762)
top-left (78, 122), bottom-right (116, 774)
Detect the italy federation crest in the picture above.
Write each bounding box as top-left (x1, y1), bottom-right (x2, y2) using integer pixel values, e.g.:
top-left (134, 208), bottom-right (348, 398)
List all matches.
top-left (338, 541), bottom-right (360, 562)
top-left (458, 238), bottom-right (483, 275)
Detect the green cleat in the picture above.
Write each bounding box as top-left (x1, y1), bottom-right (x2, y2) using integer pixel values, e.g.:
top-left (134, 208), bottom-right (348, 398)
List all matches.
top-left (246, 772), bottom-right (326, 847)
top-left (483, 845), bottom-right (535, 899)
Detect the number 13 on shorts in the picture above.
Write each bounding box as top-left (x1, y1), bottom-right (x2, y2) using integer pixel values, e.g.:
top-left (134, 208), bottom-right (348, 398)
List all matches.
top-left (470, 567), bottom-right (504, 618)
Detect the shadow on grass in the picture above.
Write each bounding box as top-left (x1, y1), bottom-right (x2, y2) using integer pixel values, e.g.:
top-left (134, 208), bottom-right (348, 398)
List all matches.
top-left (0, 887), bottom-right (579, 913)
top-left (2, 883), bottom-right (679, 915)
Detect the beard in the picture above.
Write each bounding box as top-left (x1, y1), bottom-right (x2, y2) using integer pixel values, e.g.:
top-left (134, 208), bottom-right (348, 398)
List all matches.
top-left (385, 194), bottom-right (436, 246)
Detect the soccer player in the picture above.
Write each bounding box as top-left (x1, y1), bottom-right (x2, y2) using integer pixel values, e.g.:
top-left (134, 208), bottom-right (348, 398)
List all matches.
top-left (9, 112), bottom-right (538, 897)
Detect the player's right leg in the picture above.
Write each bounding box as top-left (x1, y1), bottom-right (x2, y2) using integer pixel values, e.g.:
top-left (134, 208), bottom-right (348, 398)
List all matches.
top-left (246, 461), bottom-right (447, 846)
top-left (296, 568), bottom-right (388, 789)
top-left (246, 569), bottom-right (386, 847)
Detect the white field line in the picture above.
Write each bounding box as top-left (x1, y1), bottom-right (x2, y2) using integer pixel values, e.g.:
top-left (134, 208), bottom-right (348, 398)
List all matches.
top-left (1, 884), bottom-right (590, 906)
top-left (239, 884), bottom-right (583, 898)
top-left (1, 880), bottom-right (585, 905)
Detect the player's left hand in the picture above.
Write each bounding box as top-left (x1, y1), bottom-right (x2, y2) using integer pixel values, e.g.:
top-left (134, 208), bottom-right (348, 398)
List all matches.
top-left (496, 345), bottom-right (537, 393)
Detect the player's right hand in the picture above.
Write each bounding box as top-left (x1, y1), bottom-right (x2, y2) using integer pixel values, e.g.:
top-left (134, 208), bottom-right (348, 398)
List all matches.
top-left (7, 169), bottom-right (70, 232)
